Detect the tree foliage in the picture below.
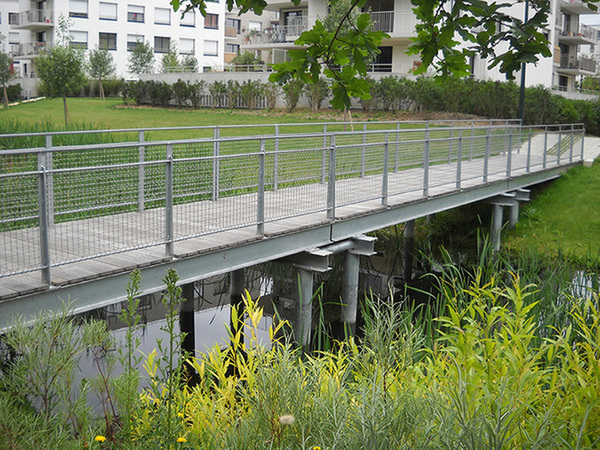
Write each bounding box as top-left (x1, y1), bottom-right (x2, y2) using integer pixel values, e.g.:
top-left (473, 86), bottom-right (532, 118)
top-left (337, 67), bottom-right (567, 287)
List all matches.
top-left (161, 44), bottom-right (181, 73)
top-left (88, 46), bottom-right (115, 99)
top-left (36, 45), bottom-right (87, 125)
top-left (128, 41), bottom-right (155, 76)
top-left (0, 51), bottom-right (15, 109)
top-left (171, 0), bottom-right (599, 111)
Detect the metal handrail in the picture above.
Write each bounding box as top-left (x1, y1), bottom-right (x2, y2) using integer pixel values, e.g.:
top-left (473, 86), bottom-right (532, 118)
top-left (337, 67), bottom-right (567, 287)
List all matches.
top-left (0, 122), bottom-right (584, 282)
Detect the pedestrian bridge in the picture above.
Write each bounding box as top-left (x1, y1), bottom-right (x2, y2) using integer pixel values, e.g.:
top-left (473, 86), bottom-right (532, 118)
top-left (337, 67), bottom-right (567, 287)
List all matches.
top-left (0, 120), bottom-right (585, 332)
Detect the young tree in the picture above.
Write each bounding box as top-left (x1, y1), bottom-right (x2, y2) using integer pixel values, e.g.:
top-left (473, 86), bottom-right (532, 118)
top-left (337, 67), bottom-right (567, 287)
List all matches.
top-left (88, 46), bottom-right (115, 99)
top-left (161, 44), bottom-right (181, 73)
top-left (181, 54), bottom-right (198, 72)
top-left (0, 51), bottom-right (15, 109)
top-left (36, 46), bottom-right (87, 125)
top-left (128, 41), bottom-right (155, 76)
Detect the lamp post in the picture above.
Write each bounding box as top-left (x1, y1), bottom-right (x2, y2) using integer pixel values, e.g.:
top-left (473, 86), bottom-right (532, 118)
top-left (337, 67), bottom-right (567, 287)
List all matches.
top-left (518, 0), bottom-right (530, 122)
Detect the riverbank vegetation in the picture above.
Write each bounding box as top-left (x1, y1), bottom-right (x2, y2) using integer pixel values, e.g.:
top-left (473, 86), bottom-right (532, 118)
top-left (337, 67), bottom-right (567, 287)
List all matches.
top-left (0, 255), bottom-right (598, 448)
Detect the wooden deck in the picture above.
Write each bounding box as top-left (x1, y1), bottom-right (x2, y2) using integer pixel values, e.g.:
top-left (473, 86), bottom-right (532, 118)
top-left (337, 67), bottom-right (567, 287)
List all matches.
top-left (0, 143), bottom-right (577, 304)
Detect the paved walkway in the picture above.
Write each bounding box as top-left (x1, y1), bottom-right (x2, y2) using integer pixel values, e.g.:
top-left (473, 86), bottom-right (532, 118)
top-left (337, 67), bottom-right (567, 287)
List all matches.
top-left (584, 136), bottom-right (600, 166)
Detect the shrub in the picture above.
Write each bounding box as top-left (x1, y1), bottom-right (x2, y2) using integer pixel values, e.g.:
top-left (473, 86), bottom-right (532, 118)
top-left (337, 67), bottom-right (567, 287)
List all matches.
top-left (226, 80), bottom-right (240, 108)
top-left (240, 79), bottom-right (263, 110)
top-left (305, 77), bottom-right (329, 112)
top-left (263, 82), bottom-right (280, 110)
top-left (209, 81), bottom-right (227, 108)
top-left (6, 84), bottom-right (22, 102)
top-left (282, 79), bottom-right (304, 112)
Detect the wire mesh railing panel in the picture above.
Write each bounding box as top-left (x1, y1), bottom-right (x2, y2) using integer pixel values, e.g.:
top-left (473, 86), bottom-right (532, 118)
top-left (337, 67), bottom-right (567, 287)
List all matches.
top-left (264, 149), bottom-right (329, 222)
top-left (0, 172), bottom-right (42, 276)
top-left (0, 122), bottom-right (586, 284)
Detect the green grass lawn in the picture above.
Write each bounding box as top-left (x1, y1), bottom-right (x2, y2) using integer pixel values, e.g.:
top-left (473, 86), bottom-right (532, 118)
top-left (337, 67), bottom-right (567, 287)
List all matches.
top-left (506, 160), bottom-right (600, 264)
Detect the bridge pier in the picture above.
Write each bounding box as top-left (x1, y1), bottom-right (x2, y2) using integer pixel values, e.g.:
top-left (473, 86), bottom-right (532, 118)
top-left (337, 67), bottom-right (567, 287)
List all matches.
top-left (229, 268), bottom-right (245, 345)
top-left (489, 189), bottom-right (530, 251)
top-left (295, 267), bottom-right (315, 350)
top-left (180, 282), bottom-right (198, 386)
top-left (403, 219), bottom-right (416, 282)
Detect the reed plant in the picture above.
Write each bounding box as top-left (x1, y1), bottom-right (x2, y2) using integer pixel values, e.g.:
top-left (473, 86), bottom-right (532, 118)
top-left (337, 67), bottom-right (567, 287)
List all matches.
top-left (0, 261), bottom-right (598, 448)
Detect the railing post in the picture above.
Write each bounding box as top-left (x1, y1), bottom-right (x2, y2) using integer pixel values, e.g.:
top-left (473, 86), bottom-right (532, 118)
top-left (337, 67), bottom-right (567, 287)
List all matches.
top-left (543, 126), bottom-right (548, 169)
top-left (448, 120), bottom-right (454, 163)
top-left (165, 144), bottom-right (174, 256)
top-left (506, 126), bottom-right (512, 178)
top-left (580, 127), bottom-right (585, 161)
top-left (273, 124), bottom-right (279, 192)
top-left (569, 124), bottom-right (574, 163)
top-left (212, 127), bottom-right (220, 201)
top-left (382, 132), bottom-right (389, 207)
top-left (557, 127), bottom-right (562, 166)
top-left (484, 128), bottom-right (490, 183)
top-left (138, 130), bottom-right (145, 212)
top-left (526, 128), bottom-right (532, 173)
top-left (395, 122), bottom-right (400, 172)
top-left (423, 128), bottom-right (430, 197)
top-left (321, 124), bottom-right (327, 184)
top-left (469, 121), bottom-right (475, 160)
top-left (44, 134), bottom-right (54, 226)
top-left (257, 139), bottom-right (266, 235)
top-left (456, 129), bottom-right (463, 189)
top-left (38, 166), bottom-right (51, 285)
top-left (361, 123), bottom-right (367, 177)
top-left (327, 135), bottom-right (336, 220)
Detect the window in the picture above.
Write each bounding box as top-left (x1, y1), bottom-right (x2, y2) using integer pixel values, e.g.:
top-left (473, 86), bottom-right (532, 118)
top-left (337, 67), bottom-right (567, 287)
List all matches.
top-left (99, 32), bottom-right (117, 50)
top-left (8, 32), bottom-right (20, 45)
top-left (248, 21), bottom-right (262, 32)
top-left (127, 34), bottom-right (144, 51)
top-left (154, 36), bottom-right (170, 53)
top-left (127, 4), bottom-right (144, 23)
top-left (180, 38), bottom-right (195, 55)
top-left (70, 30), bottom-right (88, 48)
top-left (69, 0), bottom-right (88, 18)
top-left (180, 10), bottom-right (195, 27)
top-left (226, 18), bottom-right (240, 33)
top-left (99, 2), bottom-right (117, 20)
top-left (204, 40), bottom-right (218, 56)
top-left (204, 13), bottom-right (218, 29)
top-left (8, 12), bottom-right (19, 25)
top-left (225, 43), bottom-right (240, 54)
top-left (155, 8), bottom-right (170, 25)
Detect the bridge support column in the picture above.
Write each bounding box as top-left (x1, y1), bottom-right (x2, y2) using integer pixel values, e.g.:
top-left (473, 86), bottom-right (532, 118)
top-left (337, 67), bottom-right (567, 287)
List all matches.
top-left (341, 251), bottom-right (360, 336)
top-left (180, 282), bottom-right (197, 386)
top-left (403, 220), bottom-right (415, 282)
top-left (229, 269), bottom-right (245, 345)
top-left (295, 267), bottom-right (314, 350)
top-left (491, 204), bottom-right (504, 252)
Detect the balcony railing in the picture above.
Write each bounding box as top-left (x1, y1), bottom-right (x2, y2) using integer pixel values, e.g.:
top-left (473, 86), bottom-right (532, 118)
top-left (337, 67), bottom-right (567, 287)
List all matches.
top-left (560, 55), bottom-right (597, 72)
top-left (370, 11), bottom-right (394, 33)
top-left (12, 9), bottom-right (54, 27)
top-left (10, 42), bottom-right (50, 57)
top-left (562, 23), bottom-right (599, 42)
top-left (245, 18), bottom-right (308, 45)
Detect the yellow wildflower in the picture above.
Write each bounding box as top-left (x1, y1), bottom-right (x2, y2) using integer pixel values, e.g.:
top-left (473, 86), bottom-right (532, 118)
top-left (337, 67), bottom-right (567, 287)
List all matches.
top-left (94, 435), bottom-right (106, 442)
top-left (177, 437), bottom-right (187, 443)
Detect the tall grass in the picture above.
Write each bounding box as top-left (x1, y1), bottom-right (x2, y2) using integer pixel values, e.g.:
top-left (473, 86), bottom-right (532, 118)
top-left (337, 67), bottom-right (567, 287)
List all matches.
top-left (1, 258), bottom-right (599, 448)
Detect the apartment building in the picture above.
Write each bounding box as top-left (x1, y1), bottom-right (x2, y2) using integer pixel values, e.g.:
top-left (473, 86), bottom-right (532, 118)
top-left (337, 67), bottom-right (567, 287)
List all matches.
top-left (1, 0), bottom-right (226, 80)
top-left (242, 0), bottom-right (599, 97)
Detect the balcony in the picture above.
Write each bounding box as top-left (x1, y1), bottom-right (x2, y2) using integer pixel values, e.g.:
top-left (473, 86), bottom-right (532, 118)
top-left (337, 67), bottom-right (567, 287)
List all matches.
top-left (244, 19), bottom-right (308, 46)
top-left (558, 55), bottom-right (597, 74)
top-left (561, 0), bottom-right (598, 15)
top-left (10, 42), bottom-right (50, 58)
top-left (11, 10), bottom-right (54, 30)
top-left (560, 23), bottom-right (599, 44)
top-left (370, 11), bottom-right (394, 33)
top-left (225, 26), bottom-right (239, 38)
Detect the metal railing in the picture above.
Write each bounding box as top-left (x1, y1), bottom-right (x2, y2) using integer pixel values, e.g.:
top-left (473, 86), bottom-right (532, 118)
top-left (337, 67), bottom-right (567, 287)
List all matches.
top-left (370, 11), bottom-right (394, 33)
top-left (559, 55), bottom-right (597, 72)
top-left (11, 9), bottom-right (54, 27)
top-left (246, 19), bottom-right (309, 45)
top-left (0, 121), bottom-right (583, 283)
top-left (10, 42), bottom-right (50, 57)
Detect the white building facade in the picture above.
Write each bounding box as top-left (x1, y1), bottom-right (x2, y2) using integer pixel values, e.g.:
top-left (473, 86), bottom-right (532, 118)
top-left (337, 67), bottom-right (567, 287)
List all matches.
top-left (1, 0), bottom-right (227, 80)
top-left (243, 0), bottom-right (599, 97)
